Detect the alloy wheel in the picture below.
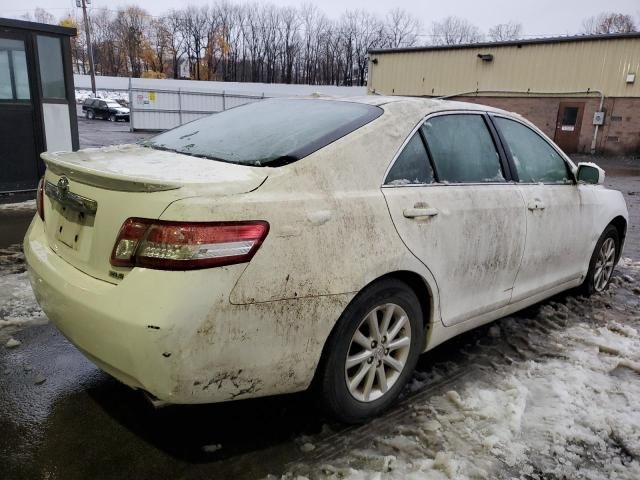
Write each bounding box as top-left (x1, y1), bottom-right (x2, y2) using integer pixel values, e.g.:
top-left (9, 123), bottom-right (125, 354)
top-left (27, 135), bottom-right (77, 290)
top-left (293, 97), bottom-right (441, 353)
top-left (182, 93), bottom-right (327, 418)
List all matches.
top-left (345, 303), bottom-right (412, 402)
top-left (593, 237), bottom-right (616, 292)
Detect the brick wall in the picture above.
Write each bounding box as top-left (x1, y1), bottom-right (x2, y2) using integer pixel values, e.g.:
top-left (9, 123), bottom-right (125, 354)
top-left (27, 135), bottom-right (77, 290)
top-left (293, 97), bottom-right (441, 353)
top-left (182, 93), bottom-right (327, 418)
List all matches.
top-left (453, 96), bottom-right (640, 156)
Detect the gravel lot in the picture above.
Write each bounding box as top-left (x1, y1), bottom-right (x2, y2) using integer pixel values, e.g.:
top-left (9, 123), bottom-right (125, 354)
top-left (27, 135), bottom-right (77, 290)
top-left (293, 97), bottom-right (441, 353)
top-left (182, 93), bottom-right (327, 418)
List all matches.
top-left (0, 116), bottom-right (639, 479)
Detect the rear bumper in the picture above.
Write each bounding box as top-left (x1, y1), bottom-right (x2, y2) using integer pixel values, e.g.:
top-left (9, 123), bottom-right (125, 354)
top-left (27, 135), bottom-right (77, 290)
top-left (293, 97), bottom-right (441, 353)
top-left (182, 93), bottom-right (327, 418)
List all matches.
top-left (24, 217), bottom-right (352, 403)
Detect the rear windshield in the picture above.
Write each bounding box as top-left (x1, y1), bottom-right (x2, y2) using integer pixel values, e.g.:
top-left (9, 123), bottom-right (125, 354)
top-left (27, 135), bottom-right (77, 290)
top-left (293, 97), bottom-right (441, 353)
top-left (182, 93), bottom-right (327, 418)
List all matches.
top-left (140, 98), bottom-right (383, 166)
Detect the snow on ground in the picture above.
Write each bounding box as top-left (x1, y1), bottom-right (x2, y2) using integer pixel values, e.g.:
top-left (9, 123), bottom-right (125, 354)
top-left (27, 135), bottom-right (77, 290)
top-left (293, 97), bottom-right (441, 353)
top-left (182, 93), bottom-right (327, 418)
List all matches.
top-left (0, 244), bottom-right (46, 340)
top-left (76, 89), bottom-right (130, 105)
top-left (280, 260), bottom-right (640, 480)
top-left (0, 200), bottom-right (36, 212)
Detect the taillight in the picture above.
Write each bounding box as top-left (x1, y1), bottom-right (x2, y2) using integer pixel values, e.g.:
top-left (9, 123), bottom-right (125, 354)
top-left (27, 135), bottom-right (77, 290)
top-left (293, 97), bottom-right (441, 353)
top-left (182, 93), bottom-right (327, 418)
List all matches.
top-left (36, 177), bottom-right (45, 221)
top-left (110, 218), bottom-right (269, 270)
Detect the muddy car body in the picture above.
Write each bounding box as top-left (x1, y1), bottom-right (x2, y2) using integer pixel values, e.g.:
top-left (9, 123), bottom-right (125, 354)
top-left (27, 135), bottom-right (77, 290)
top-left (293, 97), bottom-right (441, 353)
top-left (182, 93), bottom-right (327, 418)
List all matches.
top-left (24, 97), bottom-right (628, 422)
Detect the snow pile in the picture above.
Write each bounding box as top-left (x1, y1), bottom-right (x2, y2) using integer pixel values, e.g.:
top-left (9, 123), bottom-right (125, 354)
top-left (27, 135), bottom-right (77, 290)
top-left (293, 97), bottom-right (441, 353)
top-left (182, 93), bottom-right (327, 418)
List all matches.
top-left (0, 271), bottom-right (46, 330)
top-left (282, 263), bottom-right (640, 479)
top-left (0, 244), bottom-right (46, 336)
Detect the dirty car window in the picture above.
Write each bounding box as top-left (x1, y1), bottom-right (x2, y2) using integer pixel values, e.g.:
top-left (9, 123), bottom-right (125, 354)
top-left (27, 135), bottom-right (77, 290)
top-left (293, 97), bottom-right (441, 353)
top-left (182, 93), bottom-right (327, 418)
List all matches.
top-left (494, 117), bottom-right (571, 184)
top-left (140, 98), bottom-right (383, 167)
top-left (385, 132), bottom-right (434, 185)
top-left (421, 114), bottom-right (505, 183)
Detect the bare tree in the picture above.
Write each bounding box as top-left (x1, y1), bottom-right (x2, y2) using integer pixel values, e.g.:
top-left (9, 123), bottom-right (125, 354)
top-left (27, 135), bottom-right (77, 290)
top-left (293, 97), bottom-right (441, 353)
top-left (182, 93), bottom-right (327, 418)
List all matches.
top-left (431, 16), bottom-right (484, 45)
top-left (384, 8), bottom-right (421, 48)
top-left (181, 6), bottom-right (209, 80)
top-left (57, 1), bottom-right (422, 85)
top-left (581, 12), bottom-right (637, 34)
top-left (488, 22), bottom-right (523, 41)
top-left (21, 8), bottom-right (56, 25)
top-left (113, 7), bottom-right (149, 78)
top-left (165, 10), bottom-right (185, 79)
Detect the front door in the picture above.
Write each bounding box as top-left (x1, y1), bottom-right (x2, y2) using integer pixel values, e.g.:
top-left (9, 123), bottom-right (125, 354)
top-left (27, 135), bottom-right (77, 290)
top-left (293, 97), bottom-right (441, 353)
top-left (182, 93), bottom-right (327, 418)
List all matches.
top-left (491, 115), bottom-right (593, 301)
top-left (554, 102), bottom-right (584, 154)
top-left (0, 32), bottom-right (43, 192)
top-left (382, 113), bottom-right (526, 326)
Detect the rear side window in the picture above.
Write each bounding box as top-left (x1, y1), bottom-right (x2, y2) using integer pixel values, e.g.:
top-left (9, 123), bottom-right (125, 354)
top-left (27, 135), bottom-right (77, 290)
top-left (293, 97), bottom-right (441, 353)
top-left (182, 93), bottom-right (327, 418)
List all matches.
top-left (421, 114), bottom-right (505, 183)
top-left (141, 98), bottom-right (383, 167)
top-left (385, 132), bottom-right (434, 185)
top-left (493, 117), bottom-right (571, 184)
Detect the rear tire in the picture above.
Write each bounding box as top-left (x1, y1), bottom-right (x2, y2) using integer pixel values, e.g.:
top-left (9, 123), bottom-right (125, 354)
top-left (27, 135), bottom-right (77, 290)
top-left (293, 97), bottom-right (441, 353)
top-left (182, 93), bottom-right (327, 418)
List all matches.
top-left (87, 110), bottom-right (95, 120)
top-left (580, 225), bottom-right (619, 296)
top-left (318, 278), bottom-right (424, 424)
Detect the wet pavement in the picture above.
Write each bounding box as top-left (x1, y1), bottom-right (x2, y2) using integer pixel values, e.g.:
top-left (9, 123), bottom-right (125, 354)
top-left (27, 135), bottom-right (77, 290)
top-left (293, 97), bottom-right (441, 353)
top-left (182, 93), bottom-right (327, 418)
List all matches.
top-left (75, 106), bottom-right (153, 148)
top-left (0, 148), bottom-right (639, 479)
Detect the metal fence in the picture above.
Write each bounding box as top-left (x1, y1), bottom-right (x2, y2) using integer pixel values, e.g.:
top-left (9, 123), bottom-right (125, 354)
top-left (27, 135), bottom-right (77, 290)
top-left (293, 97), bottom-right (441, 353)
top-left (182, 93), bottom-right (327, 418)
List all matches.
top-left (127, 86), bottom-right (266, 131)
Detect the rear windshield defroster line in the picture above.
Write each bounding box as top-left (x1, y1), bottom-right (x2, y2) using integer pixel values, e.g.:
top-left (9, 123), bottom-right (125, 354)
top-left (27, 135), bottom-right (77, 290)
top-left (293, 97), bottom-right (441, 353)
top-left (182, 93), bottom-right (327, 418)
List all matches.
top-left (139, 98), bottom-right (383, 167)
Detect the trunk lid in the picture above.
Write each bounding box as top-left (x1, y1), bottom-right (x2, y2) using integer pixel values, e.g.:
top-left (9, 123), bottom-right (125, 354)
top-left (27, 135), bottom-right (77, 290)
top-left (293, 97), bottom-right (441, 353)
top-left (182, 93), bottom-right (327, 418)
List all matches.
top-left (41, 144), bottom-right (269, 284)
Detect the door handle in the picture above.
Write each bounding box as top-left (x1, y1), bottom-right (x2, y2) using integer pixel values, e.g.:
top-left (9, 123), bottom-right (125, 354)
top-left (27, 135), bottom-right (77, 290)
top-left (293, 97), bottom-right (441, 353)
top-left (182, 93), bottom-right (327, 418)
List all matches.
top-left (527, 200), bottom-right (546, 211)
top-left (403, 207), bottom-right (439, 218)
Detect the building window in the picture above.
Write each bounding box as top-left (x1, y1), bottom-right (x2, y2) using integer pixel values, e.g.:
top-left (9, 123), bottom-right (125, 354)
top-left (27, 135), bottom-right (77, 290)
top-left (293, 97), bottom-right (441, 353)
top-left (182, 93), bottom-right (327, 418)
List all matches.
top-left (37, 35), bottom-right (66, 100)
top-left (0, 39), bottom-right (30, 101)
top-left (560, 107), bottom-right (579, 131)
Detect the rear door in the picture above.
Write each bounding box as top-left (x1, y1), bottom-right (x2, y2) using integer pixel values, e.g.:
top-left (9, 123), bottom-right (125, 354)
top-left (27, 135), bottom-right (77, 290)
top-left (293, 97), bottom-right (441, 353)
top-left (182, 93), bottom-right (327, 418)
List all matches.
top-left (97, 100), bottom-right (108, 118)
top-left (382, 112), bottom-right (526, 326)
top-left (491, 114), bottom-right (593, 302)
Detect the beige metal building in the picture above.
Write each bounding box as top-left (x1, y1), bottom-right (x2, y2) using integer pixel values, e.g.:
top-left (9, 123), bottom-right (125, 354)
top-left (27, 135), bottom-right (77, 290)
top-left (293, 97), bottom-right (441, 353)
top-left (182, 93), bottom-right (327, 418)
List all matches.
top-left (368, 33), bottom-right (640, 155)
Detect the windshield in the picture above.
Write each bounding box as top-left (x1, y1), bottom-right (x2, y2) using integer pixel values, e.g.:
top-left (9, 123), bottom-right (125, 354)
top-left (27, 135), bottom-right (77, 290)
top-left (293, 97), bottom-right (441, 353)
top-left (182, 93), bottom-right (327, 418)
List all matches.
top-left (139, 98), bottom-right (383, 166)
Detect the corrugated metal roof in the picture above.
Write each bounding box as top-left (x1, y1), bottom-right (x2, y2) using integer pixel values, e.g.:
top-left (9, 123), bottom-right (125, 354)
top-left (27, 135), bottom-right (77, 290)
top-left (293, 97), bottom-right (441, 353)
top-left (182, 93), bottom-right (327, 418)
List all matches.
top-left (369, 32), bottom-right (640, 54)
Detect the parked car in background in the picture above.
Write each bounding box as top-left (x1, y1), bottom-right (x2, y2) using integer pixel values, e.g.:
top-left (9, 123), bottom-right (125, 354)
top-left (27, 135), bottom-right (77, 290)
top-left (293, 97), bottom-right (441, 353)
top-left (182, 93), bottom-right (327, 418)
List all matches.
top-left (82, 98), bottom-right (130, 122)
top-left (25, 97), bottom-right (628, 423)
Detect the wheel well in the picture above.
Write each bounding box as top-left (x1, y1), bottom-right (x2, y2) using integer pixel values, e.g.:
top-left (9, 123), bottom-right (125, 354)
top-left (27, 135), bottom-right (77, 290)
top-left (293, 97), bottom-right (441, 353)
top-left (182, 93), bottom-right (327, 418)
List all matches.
top-left (310, 271), bottom-right (434, 391)
top-left (381, 271), bottom-right (433, 331)
top-left (610, 216), bottom-right (627, 261)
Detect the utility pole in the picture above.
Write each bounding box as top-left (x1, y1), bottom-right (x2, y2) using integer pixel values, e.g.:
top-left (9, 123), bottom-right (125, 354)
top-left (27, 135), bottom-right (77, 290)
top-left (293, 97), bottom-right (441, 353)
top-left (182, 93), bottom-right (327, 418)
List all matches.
top-left (76, 0), bottom-right (96, 95)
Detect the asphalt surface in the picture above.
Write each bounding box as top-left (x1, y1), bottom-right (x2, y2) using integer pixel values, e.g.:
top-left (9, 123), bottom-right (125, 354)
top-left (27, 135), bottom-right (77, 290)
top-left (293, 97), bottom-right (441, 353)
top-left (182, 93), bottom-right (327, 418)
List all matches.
top-left (0, 118), bottom-right (638, 479)
top-left (75, 106), bottom-right (153, 148)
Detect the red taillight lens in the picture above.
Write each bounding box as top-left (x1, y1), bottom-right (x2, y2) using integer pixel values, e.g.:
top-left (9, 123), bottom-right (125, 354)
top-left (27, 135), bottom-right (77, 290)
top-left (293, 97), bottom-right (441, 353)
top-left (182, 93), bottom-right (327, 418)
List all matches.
top-left (110, 218), bottom-right (269, 270)
top-left (36, 177), bottom-right (45, 221)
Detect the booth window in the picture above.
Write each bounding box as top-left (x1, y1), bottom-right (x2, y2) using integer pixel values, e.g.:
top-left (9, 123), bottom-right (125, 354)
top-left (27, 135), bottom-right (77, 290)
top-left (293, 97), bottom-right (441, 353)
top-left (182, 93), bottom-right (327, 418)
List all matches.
top-left (0, 39), bottom-right (30, 101)
top-left (37, 35), bottom-right (66, 100)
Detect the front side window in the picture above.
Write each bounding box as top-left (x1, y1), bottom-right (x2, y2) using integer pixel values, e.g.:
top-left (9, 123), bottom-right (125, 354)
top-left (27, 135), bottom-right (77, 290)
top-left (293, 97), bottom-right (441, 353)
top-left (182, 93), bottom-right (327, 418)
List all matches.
top-left (0, 38), bottom-right (30, 101)
top-left (141, 98), bottom-right (383, 166)
top-left (493, 117), bottom-right (571, 184)
top-left (385, 132), bottom-right (434, 185)
top-left (421, 114), bottom-right (505, 183)
top-left (37, 35), bottom-right (66, 99)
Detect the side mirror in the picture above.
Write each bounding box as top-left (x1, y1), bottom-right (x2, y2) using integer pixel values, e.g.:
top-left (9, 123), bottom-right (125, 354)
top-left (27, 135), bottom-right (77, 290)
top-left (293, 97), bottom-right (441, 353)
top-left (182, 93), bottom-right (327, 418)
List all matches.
top-left (576, 162), bottom-right (605, 185)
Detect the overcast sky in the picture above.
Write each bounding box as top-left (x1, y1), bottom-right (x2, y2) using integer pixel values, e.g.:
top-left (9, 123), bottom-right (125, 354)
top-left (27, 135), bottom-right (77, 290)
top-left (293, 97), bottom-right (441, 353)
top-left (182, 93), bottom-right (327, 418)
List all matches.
top-left (2, 0), bottom-right (639, 37)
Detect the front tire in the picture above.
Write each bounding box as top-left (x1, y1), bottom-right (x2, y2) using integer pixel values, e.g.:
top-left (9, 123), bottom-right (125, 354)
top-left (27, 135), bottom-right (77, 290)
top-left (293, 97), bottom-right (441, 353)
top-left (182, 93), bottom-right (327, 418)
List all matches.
top-left (318, 279), bottom-right (424, 423)
top-left (581, 225), bottom-right (619, 295)
top-left (109, 114), bottom-right (117, 122)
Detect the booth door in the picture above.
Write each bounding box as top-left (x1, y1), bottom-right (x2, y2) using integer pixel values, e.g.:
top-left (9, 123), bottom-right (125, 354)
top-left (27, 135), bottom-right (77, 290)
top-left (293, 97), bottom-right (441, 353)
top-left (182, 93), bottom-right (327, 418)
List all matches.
top-left (0, 32), bottom-right (42, 193)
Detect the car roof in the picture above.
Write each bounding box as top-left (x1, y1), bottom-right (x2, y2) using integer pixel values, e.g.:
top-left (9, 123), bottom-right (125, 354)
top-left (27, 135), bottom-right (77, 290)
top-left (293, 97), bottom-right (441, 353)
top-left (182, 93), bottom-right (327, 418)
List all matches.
top-left (331, 95), bottom-right (523, 120)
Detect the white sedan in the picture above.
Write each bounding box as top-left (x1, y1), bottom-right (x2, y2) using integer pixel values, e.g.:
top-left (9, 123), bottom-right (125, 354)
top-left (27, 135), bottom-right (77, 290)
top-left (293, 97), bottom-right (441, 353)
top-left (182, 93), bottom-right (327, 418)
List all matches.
top-left (25, 97), bottom-right (628, 423)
